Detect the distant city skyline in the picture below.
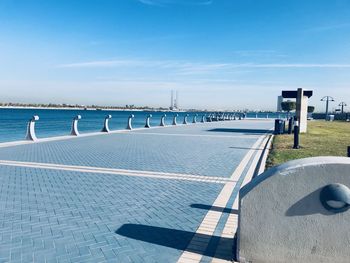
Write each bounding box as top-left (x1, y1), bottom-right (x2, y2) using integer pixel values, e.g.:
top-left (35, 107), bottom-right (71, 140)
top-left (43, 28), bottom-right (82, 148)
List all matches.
top-left (0, 0), bottom-right (350, 111)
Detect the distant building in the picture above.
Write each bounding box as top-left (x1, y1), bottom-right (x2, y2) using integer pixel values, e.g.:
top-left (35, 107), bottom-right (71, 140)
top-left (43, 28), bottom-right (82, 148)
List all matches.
top-left (170, 90), bottom-right (179, 110)
top-left (170, 90), bottom-right (174, 109)
top-left (277, 95), bottom-right (283, 111)
top-left (175, 90), bottom-right (179, 109)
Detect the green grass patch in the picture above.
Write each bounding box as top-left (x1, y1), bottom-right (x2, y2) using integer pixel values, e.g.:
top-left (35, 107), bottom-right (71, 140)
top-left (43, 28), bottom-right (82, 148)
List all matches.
top-left (266, 120), bottom-right (350, 168)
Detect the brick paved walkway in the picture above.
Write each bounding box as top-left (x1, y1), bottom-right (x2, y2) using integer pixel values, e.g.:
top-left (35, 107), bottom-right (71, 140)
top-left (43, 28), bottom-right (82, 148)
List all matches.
top-left (0, 120), bottom-right (273, 263)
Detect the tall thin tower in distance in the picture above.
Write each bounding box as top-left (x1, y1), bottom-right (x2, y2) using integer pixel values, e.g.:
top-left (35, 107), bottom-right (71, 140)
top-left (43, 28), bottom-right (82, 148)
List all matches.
top-left (170, 90), bottom-right (179, 110)
top-left (170, 90), bottom-right (174, 109)
top-left (175, 90), bottom-right (179, 109)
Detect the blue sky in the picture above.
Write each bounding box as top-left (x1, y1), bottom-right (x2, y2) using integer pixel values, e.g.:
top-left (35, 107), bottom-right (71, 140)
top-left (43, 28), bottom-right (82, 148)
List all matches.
top-left (0, 0), bottom-right (350, 111)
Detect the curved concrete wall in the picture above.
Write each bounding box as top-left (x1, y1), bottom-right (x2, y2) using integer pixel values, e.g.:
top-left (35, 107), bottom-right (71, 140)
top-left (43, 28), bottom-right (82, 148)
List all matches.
top-left (238, 157), bottom-right (350, 263)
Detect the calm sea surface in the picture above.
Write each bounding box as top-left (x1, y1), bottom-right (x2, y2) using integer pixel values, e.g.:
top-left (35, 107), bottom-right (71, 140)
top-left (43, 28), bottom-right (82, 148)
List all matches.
top-left (0, 108), bottom-right (286, 143)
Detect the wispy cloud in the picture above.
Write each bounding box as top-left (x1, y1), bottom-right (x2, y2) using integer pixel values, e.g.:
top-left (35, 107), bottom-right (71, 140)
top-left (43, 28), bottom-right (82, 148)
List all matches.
top-left (175, 63), bottom-right (350, 75)
top-left (57, 59), bottom-right (350, 74)
top-left (57, 59), bottom-right (230, 75)
top-left (229, 63), bottom-right (350, 68)
top-left (57, 60), bottom-right (146, 68)
top-left (174, 62), bottom-right (229, 75)
top-left (137, 0), bottom-right (212, 6)
top-left (306, 23), bottom-right (350, 32)
top-left (232, 50), bottom-right (287, 58)
top-left (58, 59), bottom-right (191, 69)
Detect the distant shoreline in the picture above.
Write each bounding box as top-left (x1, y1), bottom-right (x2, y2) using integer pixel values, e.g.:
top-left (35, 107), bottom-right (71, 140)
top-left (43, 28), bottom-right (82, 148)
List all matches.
top-left (0, 106), bottom-right (187, 112)
top-left (0, 106), bottom-right (286, 113)
top-left (0, 106), bottom-right (287, 113)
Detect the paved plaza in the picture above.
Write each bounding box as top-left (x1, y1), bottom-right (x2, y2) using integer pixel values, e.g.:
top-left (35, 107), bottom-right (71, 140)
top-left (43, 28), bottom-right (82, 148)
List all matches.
top-left (0, 120), bottom-right (273, 263)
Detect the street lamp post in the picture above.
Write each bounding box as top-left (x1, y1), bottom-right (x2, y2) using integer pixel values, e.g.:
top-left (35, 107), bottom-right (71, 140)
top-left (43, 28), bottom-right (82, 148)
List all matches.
top-left (339, 102), bottom-right (347, 114)
top-left (321, 96), bottom-right (335, 119)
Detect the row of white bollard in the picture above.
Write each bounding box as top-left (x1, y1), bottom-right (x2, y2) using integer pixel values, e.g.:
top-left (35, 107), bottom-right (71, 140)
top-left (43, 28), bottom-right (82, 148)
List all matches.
top-left (25, 112), bottom-right (241, 141)
top-left (253, 113), bottom-right (287, 119)
top-left (205, 113), bottom-right (244, 121)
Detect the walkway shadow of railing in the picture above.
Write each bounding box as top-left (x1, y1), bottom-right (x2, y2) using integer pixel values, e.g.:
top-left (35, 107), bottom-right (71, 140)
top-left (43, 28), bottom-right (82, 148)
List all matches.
top-left (207, 128), bottom-right (272, 135)
top-left (116, 224), bottom-right (234, 261)
top-left (190, 203), bottom-right (238, 214)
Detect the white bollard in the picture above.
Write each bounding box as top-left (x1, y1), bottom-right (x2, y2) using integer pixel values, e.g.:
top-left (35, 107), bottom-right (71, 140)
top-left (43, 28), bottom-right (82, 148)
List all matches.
top-left (126, 114), bottom-right (134, 130)
top-left (101, 115), bottom-right (112, 132)
top-left (192, 114), bottom-right (198, 123)
top-left (25, 115), bottom-right (39, 141)
top-left (172, 114), bottom-right (178, 125)
top-left (183, 114), bottom-right (189, 124)
top-left (145, 114), bottom-right (152, 128)
top-left (70, 115), bottom-right (81, 136)
top-left (160, 114), bottom-right (166, 127)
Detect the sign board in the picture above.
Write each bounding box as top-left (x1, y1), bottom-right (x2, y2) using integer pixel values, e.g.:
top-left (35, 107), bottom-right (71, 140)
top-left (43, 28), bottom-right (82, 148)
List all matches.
top-left (282, 90), bottom-right (313, 99)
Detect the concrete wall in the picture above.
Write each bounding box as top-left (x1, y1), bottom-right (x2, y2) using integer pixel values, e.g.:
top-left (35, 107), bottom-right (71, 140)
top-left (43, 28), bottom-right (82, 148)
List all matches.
top-left (296, 88), bottom-right (309, 133)
top-left (237, 157), bottom-right (350, 263)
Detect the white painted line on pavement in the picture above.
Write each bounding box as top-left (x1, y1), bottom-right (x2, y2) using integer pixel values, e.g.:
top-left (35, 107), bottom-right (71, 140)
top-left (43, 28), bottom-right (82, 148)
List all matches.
top-left (128, 132), bottom-right (261, 139)
top-left (177, 134), bottom-right (269, 263)
top-left (0, 160), bottom-right (233, 184)
top-left (210, 135), bottom-right (270, 263)
top-left (257, 134), bottom-right (274, 175)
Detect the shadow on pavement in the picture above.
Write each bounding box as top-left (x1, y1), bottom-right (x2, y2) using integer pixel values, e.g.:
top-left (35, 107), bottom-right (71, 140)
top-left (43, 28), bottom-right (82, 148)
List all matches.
top-left (116, 224), bottom-right (234, 260)
top-left (190, 203), bottom-right (238, 214)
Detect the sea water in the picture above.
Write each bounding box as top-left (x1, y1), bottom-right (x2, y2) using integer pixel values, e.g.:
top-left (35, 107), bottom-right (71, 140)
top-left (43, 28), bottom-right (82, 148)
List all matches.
top-left (0, 108), bottom-right (286, 143)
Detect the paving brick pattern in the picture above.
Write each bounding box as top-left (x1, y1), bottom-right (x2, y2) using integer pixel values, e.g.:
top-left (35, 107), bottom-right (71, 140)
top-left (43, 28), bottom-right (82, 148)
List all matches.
top-left (0, 120), bottom-right (273, 262)
top-left (132, 120), bottom-right (273, 136)
top-left (0, 165), bottom-right (223, 263)
top-left (0, 122), bottom-right (268, 177)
